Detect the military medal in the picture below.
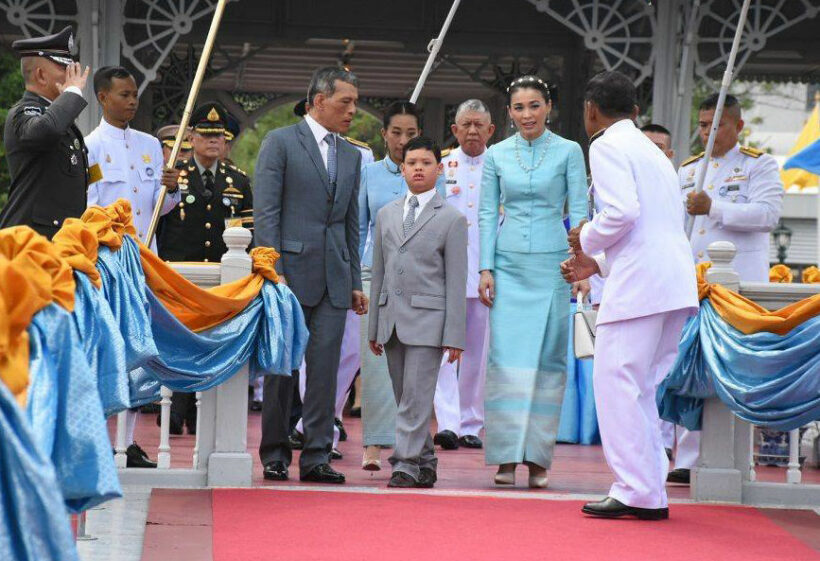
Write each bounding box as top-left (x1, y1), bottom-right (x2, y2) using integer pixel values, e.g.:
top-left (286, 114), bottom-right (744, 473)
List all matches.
top-left (146, 167), bottom-right (154, 177)
top-left (222, 197), bottom-right (232, 207)
top-left (73, 139), bottom-right (80, 149)
top-left (70, 153), bottom-right (78, 166)
top-left (186, 194), bottom-right (196, 204)
top-left (225, 176), bottom-right (233, 184)
top-left (142, 154), bottom-right (152, 163)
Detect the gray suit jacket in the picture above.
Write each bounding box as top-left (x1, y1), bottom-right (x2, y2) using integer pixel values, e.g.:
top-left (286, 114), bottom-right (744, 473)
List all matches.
top-left (368, 191), bottom-right (468, 349)
top-left (254, 119), bottom-right (362, 308)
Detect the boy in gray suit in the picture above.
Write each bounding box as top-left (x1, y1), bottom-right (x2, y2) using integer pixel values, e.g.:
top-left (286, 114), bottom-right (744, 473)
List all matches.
top-left (368, 136), bottom-right (468, 488)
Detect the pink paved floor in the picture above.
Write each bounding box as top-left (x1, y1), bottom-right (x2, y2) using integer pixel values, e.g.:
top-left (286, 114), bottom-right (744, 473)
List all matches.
top-left (114, 409), bottom-right (819, 496)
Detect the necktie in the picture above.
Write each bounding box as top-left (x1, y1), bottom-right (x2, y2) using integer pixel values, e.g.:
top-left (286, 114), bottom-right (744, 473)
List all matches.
top-left (325, 133), bottom-right (337, 185)
top-left (202, 169), bottom-right (214, 200)
top-left (403, 195), bottom-right (419, 237)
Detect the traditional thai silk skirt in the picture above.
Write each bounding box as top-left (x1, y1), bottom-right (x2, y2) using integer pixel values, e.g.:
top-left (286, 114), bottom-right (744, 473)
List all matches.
top-left (360, 275), bottom-right (397, 447)
top-left (484, 250), bottom-right (569, 468)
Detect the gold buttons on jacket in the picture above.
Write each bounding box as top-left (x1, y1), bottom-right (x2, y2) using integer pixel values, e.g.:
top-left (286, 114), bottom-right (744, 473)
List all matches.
top-left (133, 187), bottom-right (138, 193)
top-left (206, 204), bottom-right (212, 211)
top-left (205, 222), bottom-right (211, 229)
top-left (205, 241), bottom-right (211, 247)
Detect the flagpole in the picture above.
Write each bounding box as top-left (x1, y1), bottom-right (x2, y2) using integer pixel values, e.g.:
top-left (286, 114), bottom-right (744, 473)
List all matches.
top-left (685, 0), bottom-right (752, 238)
top-left (409, 0), bottom-right (462, 104)
top-left (145, 0), bottom-right (230, 248)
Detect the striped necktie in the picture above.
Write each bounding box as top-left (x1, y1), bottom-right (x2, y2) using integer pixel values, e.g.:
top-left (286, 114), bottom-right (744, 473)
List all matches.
top-left (325, 133), bottom-right (337, 185)
top-left (403, 195), bottom-right (419, 236)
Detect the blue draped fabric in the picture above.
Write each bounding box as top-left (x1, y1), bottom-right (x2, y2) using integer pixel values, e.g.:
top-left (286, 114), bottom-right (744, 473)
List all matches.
top-left (72, 272), bottom-right (130, 416)
top-left (558, 302), bottom-right (600, 444)
top-left (0, 382), bottom-right (80, 561)
top-left (658, 301), bottom-right (820, 432)
top-left (26, 304), bottom-right (122, 513)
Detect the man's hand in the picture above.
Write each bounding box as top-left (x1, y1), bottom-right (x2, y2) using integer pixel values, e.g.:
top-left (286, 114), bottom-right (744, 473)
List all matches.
top-left (686, 190), bottom-right (712, 216)
top-left (443, 347), bottom-right (462, 364)
top-left (478, 270), bottom-right (495, 308)
top-left (161, 168), bottom-right (181, 192)
top-left (560, 253), bottom-right (600, 284)
top-left (567, 219), bottom-right (588, 255)
top-left (56, 62), bottom-right (90, 93)
top-left (572, 279), bottom-right (591, 300)
top-left (369, 341), bottom-right (383, 356)
top-left (352, 290), bottom-right (368, 315)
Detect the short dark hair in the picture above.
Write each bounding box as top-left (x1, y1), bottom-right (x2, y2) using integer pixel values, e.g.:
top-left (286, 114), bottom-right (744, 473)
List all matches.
top-left (382, 100), bottom-right (422, 130)
top-left (640, 123), bottom-right (672, 138)
top-left (307, 66), bottom-right (359, 105)
top-left (507, 75), bottom-right (551, 105)
top-left (402, 136), bottom-right (441, 162)
top-left (93, 66), bottom-right (134, 95)
top-left (699, 93), bottom-right (742, 121)
top-left (584, 71), bottom-right (636, 118)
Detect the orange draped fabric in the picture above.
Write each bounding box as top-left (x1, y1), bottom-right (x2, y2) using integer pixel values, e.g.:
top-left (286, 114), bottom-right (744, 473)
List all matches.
top-left (803, 266), bottom-right (820, 284)
top-left (51, 219), bottom-right (102, 288)
top-left (697, 262), bottom-right (820, 336)
top-left (768, 264), bottom-right (794, 284)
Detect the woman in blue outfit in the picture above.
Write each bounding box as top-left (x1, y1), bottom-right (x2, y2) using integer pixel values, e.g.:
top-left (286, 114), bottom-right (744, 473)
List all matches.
top-left (358, 101), bottom-right (425, 471)
top-left (477, 76), bottom-right (588, 488)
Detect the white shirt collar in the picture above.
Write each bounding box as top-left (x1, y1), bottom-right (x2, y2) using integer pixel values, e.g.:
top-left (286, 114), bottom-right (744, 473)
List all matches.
top-left (99, 117), bottom-right (131, 140)
top-left (304, 114), bottom-right (334, 146)
top-left (456, 146), bottom-right (486, 166)
top-left (404, 188), bottom-right (437, 217)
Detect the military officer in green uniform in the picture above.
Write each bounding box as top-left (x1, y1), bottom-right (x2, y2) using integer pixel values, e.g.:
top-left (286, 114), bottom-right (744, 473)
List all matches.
top-left (157, 102), bottom-right (253, 264)
top-left (0, 26), bottom-right (91, 238)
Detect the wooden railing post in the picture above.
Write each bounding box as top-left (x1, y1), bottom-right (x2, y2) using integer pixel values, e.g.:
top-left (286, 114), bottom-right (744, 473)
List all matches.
top-left (207, 227), bottom-right (254, 486)
top-left (692, 241), bottom-right (749, 503)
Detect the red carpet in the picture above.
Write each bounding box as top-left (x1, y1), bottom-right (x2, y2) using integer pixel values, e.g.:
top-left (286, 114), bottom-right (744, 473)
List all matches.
top-left (212, 489), bottom-right (820, 561)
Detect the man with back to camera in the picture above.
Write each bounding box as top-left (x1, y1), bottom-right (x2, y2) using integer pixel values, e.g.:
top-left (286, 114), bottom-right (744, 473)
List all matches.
top-left (0, 26), bottom-right (90, 238)
top-left (562, 70), bottom-right (698, 520)
top-left (254, 67), bottom-right (367, 484)
top-left (670, 93), bottom-right (783, 484)
top-left (432, 98), bottom-right (496, 451)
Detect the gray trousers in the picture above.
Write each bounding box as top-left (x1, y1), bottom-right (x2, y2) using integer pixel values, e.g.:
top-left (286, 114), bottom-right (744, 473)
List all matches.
top-left (384, 332), bottom-right (443, 480)
top-left (260, 292), bottom-right (347, 474)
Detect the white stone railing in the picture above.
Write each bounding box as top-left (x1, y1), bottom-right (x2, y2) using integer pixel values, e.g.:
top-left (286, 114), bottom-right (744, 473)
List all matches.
top-left (114, 227), bottom-right (253, 487)
top-left (694, 241), bottom-right (820, 508)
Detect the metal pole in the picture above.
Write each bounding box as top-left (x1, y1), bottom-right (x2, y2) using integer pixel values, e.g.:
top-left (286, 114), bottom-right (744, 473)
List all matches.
top-left (145, 0), bottom-right (230, 247)
top-left (409, 0), bottom-right (462, 104)
top-left (685, 0), bottom-right (752, 238)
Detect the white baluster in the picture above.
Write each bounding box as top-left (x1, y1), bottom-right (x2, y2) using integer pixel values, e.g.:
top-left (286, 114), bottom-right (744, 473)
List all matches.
top-left (114, 411), bottom-right (128, 468)
top-left (786, 428), bottom-right (801, 484)
top-left (74, 511), bottom-right (97, 541)
top-left (749, 427), bottom-right (756, 482)
top-left (157, 386), bottom-right (172, 469)
top-left (192, 391), bottom-right (202, 468)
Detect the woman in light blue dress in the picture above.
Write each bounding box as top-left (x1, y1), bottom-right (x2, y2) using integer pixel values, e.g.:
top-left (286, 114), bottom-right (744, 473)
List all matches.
top-left (477, 76), bottom-right (588, 488)
top-left (358, 101), bottom-right (423, 471)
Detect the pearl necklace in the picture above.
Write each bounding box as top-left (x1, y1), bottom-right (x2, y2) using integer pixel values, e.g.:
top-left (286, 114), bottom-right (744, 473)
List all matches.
top-left (514, 131), bottom-right (552, 173)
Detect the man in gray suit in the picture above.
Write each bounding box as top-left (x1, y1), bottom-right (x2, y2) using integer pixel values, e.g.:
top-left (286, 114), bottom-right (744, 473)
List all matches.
top-left (255, 67), bottom-right (367, 484)
top-left (368, 136), bottom-right (467, 488)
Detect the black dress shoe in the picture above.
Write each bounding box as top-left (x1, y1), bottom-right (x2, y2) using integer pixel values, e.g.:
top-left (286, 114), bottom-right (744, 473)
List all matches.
top-left (249, 400), bottom-right (263, 412)
top-left (335, 418), bottom-right (347, 442)
top-left (417, 468), bottom-right (437, 488)
top-left (349, 406), bottom-right (362, 418)
top-left (289, 429), bottom-right (304, 450)
top-left (263, 461), bottom-right (289, 481)
top-left (582, 497), bottom-right (669, 520)
top-left (126, 443), bottom-right (157, 468)
top-left (458, 435), bottom-right (483, 449)
top-left (433, 430), bottom-right (459, 450)
top-left (300, 463), bottom-right (346, 484)
top-left (330, 448), bottom-right (343, 461)
top-left (667, 468), bottom-right (691, 484)
top-left (387, 471), bottom-right (417, 488)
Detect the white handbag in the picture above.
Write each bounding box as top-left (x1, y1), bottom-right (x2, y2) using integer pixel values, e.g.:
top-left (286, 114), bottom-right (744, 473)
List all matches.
top-left (573, 295), bottom-right (597, 360)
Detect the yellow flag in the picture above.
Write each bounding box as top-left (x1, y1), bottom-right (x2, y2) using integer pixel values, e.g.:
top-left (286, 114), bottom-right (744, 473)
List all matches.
top-left (781, 97), bottom-right (819, 190)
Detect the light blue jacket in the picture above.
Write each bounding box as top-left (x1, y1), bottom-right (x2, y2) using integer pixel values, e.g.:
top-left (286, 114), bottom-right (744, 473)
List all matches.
top-left (478, 131), bottom-right (587, 271)
top-left (359, 156), bottom-right (445, 267)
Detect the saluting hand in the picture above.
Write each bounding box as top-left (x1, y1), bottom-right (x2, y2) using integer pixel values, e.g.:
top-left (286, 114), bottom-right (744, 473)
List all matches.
top-left (567, 219), bottom-right (588, 255)
top-left (56, 62), bottom-right (90, 93)
top-left (686, 191), bottom-right (712, 216)
top-left (162, 168), bottom-right (181, 192)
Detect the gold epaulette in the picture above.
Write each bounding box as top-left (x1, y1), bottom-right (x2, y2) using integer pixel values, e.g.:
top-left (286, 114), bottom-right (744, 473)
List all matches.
top-left (681, 152), bottom-right (705, 167)
top-left (227, 163), bottom-right (248, 176)
top-left (344, 136), bottom-right (370, 150)
top-left (739, 146), bottom-right (764, 158)
top-left (441, 148), bottom-right (453, 158)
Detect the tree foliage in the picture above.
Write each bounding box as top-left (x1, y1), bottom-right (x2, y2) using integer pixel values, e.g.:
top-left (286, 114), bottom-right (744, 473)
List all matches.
top-left (230, 103), bottom-right (384, 179)
top-left (0, 48), bottom-right (25, 209)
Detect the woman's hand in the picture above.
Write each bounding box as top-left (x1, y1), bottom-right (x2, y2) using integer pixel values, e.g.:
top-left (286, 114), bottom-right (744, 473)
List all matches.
top-left (572, 279), bottom-right (590, 302)
top-left (478, 270), bottom-right (495, 308)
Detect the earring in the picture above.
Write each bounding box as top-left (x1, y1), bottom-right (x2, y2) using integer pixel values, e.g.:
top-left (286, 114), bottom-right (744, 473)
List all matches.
top-left (510, 121), bottom-right (516, 130)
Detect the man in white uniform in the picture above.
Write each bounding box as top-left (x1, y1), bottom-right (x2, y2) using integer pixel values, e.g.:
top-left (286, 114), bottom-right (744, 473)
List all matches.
top-left (563, 71), bottom-right (698, 519)
top-left (669, 93), bottom-right (783, 484)
top-left (85, 66), bottom-right (181, 468)
top-left (432, 99), bottom-right (495, 450)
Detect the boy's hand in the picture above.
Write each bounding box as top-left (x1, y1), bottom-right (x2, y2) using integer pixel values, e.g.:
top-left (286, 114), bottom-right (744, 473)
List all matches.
top-left (353, 290), bottom-right (368, 315)
top-left (369, 341), bottom-right (383, 356)
top-left (443, 347), bottom-right (462, 364)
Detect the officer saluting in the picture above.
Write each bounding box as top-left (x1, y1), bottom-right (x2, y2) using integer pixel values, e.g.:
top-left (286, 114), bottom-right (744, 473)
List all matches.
top-left (157, 102), bottom-right (253, 263)
top-left (0, 26), bottom-right (91, 238)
